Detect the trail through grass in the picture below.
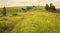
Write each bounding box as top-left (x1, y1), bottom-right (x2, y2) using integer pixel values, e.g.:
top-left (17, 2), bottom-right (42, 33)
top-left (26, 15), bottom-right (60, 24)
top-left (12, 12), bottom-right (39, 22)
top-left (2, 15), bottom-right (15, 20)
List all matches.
top-left (0, 6), bottom-right (60, 33)
top-left (9, 11), bottom-right (60, 33)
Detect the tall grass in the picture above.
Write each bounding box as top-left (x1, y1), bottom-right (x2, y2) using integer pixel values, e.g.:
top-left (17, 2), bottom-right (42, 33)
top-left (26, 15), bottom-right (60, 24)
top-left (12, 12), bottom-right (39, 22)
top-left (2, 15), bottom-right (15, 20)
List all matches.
top-left (0, 6), bottom-right (60, 33)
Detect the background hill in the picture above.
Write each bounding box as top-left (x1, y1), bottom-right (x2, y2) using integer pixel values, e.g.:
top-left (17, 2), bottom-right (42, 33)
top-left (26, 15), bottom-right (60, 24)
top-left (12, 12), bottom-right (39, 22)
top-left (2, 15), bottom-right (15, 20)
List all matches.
top-left (0, 6), bottom-right (60, 33)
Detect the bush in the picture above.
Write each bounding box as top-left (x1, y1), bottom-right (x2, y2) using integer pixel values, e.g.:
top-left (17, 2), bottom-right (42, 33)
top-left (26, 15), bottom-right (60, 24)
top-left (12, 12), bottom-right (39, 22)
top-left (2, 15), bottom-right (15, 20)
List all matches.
top-left (26, 6), bottom-right (32, 10)
top-left (21, 8), bottom-right (26, 12)
top-left (13, 14), bottom-right (18, 16)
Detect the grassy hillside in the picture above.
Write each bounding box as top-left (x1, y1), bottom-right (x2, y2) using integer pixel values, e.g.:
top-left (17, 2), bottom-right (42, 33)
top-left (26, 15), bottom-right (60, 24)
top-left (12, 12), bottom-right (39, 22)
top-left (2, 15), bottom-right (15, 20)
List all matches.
top-left (0, 6), bottom-right (60, 33)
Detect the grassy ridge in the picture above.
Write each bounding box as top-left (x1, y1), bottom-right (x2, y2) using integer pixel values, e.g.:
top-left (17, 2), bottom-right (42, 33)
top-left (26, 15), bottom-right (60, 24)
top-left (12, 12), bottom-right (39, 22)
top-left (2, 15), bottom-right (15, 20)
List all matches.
top-left (10, 11), bottom-right (60, 33)
top-left (0, 6), bottom-right (60, 33)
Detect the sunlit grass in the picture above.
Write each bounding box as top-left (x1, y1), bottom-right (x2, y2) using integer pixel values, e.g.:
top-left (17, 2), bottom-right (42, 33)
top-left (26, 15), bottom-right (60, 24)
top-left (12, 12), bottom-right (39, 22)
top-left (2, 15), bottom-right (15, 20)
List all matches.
top-left (10, 11), bottom-right (60, 33)
top-left (0, 6), bottom-right (60, 33)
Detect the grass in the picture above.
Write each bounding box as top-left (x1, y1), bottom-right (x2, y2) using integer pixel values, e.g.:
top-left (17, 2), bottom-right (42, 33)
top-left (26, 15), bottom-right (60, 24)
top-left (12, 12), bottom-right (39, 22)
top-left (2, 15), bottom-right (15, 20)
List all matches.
top-left (0, 6), bottom-right (60, 33)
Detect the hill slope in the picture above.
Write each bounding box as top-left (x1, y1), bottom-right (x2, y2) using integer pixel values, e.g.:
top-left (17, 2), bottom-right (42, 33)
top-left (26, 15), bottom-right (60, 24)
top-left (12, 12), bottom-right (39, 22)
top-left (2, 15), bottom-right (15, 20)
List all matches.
top-left (9, 11), bottom-right (60, 33)
top-left (0, 6), bottom-right (60, 33)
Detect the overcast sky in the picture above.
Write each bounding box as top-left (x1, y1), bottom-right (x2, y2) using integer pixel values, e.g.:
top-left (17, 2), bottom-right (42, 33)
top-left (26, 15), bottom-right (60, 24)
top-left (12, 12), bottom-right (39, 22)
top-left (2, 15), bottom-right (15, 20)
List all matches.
top-left (0, 0), bottom-right (60, 8)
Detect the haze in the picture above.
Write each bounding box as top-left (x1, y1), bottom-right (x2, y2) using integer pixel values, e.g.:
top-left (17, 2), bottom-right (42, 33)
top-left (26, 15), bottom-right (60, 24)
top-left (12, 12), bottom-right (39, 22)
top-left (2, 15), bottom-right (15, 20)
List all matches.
top-left (0, 0), bottom-right (60, 8)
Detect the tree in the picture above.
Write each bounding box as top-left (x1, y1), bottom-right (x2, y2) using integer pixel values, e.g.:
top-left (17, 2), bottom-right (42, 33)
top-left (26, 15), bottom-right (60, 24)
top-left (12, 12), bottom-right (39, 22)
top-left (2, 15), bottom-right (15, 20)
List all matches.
top-left (49, 3), bottom-right (56, 11)
top-left (45, 4), bottom-right (49, 10)
top-left (52, 5), bottom-right (56, 11)
top-left (3, 6), bottom-right (6, 16)
top-left (49, 3), bottom-right (53, 10)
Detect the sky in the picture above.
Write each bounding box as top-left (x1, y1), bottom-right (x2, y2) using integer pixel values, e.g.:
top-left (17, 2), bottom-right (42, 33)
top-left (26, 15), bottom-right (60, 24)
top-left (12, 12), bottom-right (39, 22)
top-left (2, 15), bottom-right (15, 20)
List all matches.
top-left (0, 0), bottom-right (60, 8)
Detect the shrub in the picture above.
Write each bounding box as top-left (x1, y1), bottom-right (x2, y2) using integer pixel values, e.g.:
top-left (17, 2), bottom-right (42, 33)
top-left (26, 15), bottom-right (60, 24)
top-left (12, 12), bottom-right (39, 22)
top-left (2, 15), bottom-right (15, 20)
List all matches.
top-left (26, 6), bottom-right (32, 10)
top-left (21, 8), bottom-right (26, 12)
top-left (13, 14), bottom-right (18, 16)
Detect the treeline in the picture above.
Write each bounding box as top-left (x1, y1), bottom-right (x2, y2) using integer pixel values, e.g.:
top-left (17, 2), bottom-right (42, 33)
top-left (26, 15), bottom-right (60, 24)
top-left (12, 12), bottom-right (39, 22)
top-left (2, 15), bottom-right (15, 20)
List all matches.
top-left (2, 3), bottom-right (56, 16)
top-left (2, 6), bottom-right (36, 16)
top-left (45, 3), bottom-right (56, 11)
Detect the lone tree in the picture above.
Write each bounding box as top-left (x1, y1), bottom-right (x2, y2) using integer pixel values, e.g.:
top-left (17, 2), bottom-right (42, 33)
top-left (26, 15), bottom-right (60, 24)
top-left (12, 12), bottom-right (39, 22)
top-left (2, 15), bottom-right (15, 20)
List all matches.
top-left (3, 6), bottom-right (6, 16)
top-left (45, 4), bottom-right (49, 10)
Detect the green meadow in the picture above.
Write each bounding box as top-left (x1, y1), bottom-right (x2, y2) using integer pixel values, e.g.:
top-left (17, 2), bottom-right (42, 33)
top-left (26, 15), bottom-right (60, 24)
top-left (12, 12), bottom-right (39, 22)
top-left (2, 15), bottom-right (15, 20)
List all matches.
top-left (0, 6), bottom-right (60, 33)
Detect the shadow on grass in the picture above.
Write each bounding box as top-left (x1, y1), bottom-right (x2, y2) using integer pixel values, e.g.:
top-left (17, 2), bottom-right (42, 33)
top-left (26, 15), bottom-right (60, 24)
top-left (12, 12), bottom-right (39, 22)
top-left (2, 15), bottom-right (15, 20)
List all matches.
top-left (47, 9), bottom-right (60, 13)
top-left (0, 17), bottom-right (25, 33)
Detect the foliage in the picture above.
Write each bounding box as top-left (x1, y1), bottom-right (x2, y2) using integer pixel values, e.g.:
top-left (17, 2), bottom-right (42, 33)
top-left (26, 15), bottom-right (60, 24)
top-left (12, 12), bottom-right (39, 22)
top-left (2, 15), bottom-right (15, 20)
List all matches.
top-left (45, 4), bottom-right (49, 10)
top-left (3, 6), bottom-right (6, 16)
top-left (49, 3), bottom-right (56, 11)
top-left (45, 3), bottom-right (56, 11)
top-left (0, 6), bottom-right (60, 33)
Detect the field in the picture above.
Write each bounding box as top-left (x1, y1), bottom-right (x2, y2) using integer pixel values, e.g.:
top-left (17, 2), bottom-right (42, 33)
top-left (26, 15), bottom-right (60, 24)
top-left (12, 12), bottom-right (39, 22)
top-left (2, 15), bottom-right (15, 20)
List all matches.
top-left (0, 6), bottom-right (60, 33)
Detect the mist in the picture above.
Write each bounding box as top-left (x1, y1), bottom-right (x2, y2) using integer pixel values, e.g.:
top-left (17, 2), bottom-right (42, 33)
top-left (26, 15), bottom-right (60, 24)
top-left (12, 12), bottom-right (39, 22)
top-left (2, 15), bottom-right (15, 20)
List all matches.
top-left (0, 0), bottom-right (60, 8)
